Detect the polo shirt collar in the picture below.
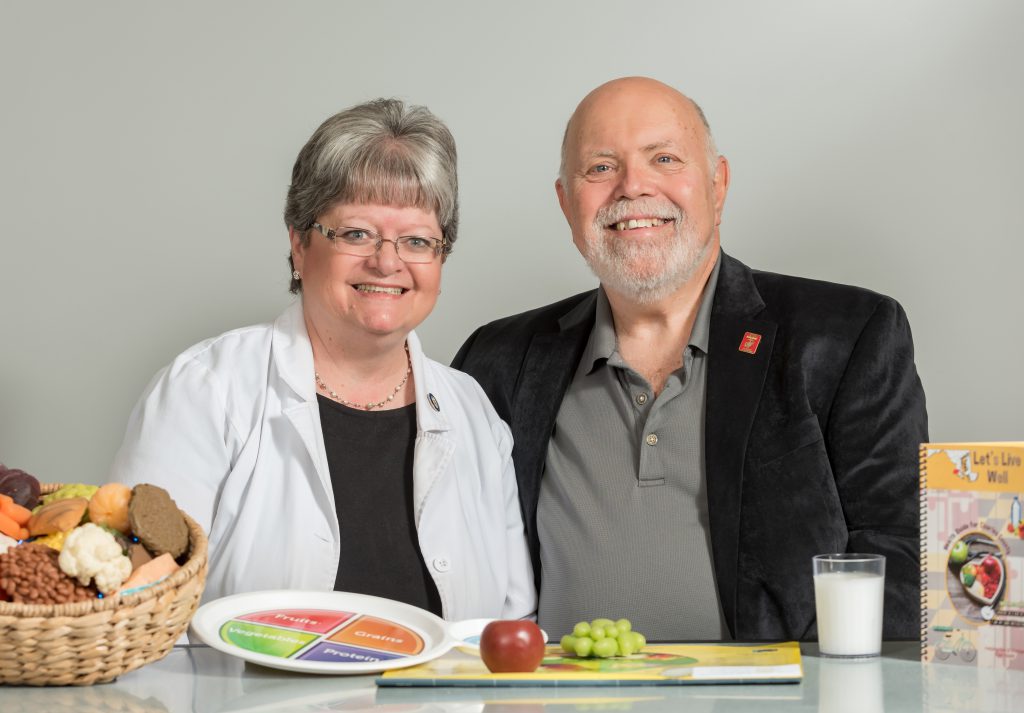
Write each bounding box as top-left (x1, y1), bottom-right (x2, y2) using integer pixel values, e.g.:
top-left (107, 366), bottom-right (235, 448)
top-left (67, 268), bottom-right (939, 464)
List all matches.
top-left (689, 252), bottom-right (721, 354)
top-left (573, 251), bottom-right (723, 374)
top-left (579, 288), bottom-right (618, 373)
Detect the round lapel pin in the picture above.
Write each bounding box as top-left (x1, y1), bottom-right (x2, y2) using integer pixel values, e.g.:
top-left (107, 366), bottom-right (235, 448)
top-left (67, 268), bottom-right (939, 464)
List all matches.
top-left (428, 393), bottom-right (440, 412)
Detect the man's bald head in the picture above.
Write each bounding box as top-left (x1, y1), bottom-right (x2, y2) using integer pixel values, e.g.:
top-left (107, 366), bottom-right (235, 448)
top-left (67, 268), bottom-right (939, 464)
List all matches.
top-left (559, 77), bottom-right (718, 183)
top-left (553, 76), bottom-right (731, 306)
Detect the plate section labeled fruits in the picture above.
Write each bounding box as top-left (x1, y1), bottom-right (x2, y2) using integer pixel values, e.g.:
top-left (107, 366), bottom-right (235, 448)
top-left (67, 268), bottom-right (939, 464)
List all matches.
top-left (191, 590), bottom-right (460, 674)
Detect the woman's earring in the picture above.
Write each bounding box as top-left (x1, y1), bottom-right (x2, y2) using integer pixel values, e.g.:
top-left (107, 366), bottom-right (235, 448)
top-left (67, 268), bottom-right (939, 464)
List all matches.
top-left (292, 270), bottom-right (301, 280)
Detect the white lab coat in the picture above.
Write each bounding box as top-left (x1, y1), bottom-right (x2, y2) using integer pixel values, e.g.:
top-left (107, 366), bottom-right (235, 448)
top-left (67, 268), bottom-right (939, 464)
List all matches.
top-left (111, 301), bottom-right (536, 620)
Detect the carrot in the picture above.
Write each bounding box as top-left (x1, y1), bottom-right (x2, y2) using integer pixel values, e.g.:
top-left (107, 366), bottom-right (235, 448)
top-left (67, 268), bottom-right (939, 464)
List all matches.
top-left (0, 510), bottom-right (23, 540)
top-left (1, 500), bottom-right (31, 526)
top-left (0, 493), bottom-right (12, 508)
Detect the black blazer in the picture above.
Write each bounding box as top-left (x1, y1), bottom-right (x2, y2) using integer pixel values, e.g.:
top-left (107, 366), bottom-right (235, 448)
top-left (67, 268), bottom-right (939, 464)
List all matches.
top-left (453, 252), bottom-right (927, 641)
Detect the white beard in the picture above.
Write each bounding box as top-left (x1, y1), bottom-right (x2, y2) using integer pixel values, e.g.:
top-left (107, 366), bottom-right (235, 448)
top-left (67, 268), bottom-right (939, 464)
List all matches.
top-left (580, 198), bottom-right (710, 304)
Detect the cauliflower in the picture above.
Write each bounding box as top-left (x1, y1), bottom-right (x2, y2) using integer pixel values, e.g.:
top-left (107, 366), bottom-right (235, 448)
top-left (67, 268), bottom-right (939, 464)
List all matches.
top-left (0, 532), bottom-right (17, 555)
top-left (58, 523), bottom-right (132, 594)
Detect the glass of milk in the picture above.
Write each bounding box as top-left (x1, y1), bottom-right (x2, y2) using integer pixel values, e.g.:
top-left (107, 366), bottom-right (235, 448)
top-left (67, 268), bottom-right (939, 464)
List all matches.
top-left (813, 553), bottom-right (886, 658)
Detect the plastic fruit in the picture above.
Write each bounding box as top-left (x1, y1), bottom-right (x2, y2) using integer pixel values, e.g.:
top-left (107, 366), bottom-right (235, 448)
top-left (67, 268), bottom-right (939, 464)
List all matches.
top-left (480, 620), bottom-right (546, 673)
top-left (88, 483), bottom-right (132, 534)
top-left (560, 618), bottom-right (646, 658)
top-left (592, 637), bottom-right (617, 658)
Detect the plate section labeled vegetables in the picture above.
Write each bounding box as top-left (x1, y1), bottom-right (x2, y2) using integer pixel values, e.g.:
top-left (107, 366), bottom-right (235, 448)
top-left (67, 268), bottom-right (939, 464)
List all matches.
top-left (0, 464), bottom-right (192, 605)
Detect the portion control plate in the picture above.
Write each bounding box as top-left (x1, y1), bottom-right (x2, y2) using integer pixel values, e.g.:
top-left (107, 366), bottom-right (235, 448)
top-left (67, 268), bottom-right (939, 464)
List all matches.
top-left (191, 590), bottom-right (482, 674)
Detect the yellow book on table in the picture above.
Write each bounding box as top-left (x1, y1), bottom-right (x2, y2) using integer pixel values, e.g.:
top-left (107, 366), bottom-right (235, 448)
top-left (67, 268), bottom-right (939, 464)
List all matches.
top-left (377, 642), bottom-right (802, 687)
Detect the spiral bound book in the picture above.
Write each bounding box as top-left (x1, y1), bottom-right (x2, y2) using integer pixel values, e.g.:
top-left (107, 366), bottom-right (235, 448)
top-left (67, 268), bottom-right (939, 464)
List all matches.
top-left (920, 442), bottom-right (1024, 668)
top-left (377, 643), bottom-right (803, 687)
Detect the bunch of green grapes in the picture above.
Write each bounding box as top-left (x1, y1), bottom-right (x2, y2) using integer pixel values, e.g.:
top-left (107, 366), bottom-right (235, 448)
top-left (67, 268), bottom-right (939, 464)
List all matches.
top-left (559, 618), bottom-right (647, 658)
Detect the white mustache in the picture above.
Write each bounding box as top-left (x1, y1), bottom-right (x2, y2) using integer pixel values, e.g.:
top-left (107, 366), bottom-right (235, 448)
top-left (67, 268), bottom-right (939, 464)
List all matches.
top-left (594, 199), bottom-right (683, 226)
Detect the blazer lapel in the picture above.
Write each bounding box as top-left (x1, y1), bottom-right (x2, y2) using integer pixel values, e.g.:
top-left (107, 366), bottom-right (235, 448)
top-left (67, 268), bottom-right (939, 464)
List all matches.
top-left (511, 302), bottom-right (595, 552)
top-left (705, 253), bottom-right (776, 637)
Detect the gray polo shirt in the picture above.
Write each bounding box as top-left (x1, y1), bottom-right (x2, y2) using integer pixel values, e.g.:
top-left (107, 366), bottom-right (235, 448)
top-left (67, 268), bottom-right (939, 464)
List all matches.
top-left (537, 256), bottom-right (730, 640)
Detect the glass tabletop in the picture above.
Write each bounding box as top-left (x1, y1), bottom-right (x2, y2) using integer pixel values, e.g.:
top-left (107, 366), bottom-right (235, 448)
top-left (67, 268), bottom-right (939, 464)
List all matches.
top-left (2, 641), bottom-right (1021, 712)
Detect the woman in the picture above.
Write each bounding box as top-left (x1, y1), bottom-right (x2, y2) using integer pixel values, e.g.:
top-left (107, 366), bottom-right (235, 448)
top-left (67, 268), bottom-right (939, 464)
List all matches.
top-left (111, 99), bottom-right (536, 620)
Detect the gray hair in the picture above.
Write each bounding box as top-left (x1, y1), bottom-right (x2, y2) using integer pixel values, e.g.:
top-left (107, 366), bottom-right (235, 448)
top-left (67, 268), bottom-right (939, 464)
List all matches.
top-left (558, 96), bottom-right (719, 185)
top-left (285, 98), bottom-right (459, 293)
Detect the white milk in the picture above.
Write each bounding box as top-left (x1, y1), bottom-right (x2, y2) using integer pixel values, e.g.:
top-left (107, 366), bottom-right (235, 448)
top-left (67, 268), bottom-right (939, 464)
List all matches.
top-left (814, 571), bottom-right (885, 656)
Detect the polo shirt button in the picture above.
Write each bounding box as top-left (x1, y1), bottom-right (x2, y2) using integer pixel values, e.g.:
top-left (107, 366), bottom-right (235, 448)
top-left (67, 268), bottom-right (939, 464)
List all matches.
top-left (432, 557), bottom-right (451, 573)
top-left (645, 433), bottom-right (659, 446)
top-left (636, 393), bottom-right (648, 405)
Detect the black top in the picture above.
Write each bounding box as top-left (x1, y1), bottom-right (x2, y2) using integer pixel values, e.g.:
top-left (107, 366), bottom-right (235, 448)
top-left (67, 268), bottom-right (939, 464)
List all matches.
top-left (317, 395), bottom-right (442, 616)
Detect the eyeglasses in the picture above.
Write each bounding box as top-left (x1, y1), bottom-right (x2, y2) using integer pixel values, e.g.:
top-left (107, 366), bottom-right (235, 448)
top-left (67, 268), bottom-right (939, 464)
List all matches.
top-left (311, 223), bottom-right (449, 263)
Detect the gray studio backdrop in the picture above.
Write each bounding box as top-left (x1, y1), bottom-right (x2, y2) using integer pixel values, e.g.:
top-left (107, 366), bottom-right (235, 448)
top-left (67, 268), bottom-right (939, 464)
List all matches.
top-left (2, 1), bottom-right (1021, 484)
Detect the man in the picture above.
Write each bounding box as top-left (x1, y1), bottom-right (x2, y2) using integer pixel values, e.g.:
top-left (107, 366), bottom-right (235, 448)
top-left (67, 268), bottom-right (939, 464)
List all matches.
top-left (453, 77), bottom-right (926, 641)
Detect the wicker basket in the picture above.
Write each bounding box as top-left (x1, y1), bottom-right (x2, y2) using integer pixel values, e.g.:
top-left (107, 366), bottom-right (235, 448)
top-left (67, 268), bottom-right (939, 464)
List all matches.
top-left (0, 484), bottom-right (208, 686)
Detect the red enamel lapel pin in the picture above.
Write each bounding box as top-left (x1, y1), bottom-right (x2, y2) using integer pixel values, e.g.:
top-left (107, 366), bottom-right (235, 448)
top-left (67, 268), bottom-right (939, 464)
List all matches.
top-left (739, 332), bottom-right (762, 354)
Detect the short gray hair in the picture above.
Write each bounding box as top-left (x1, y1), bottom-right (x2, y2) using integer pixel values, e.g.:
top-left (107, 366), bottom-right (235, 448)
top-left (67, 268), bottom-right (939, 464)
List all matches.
top-left (558, 96), bottom-right (719, 184)
top-left (285, 98), bottom-right (459, 293)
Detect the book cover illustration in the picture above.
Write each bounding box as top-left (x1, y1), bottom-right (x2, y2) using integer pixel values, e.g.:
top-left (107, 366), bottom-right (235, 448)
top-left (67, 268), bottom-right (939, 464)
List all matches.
top-left (377, 642), bottom-right (802, 687)
top-left (921, 442), bottom-right (1024, 669)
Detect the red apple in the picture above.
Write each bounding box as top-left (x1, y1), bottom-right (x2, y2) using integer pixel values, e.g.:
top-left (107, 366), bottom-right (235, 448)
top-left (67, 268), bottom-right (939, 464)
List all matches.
top-left (479, 620), bottom-right (545, 673)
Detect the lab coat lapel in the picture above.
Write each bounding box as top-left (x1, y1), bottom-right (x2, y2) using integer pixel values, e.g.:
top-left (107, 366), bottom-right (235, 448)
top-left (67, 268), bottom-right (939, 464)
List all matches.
top-left (273, 301), bottom-right (338, 533)
top-left (284, 402), bottom-right (335, 508)
top-left (705, 253), bottom-right (775, 637)
top-left (407, 332), bottom-right (455, 525)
